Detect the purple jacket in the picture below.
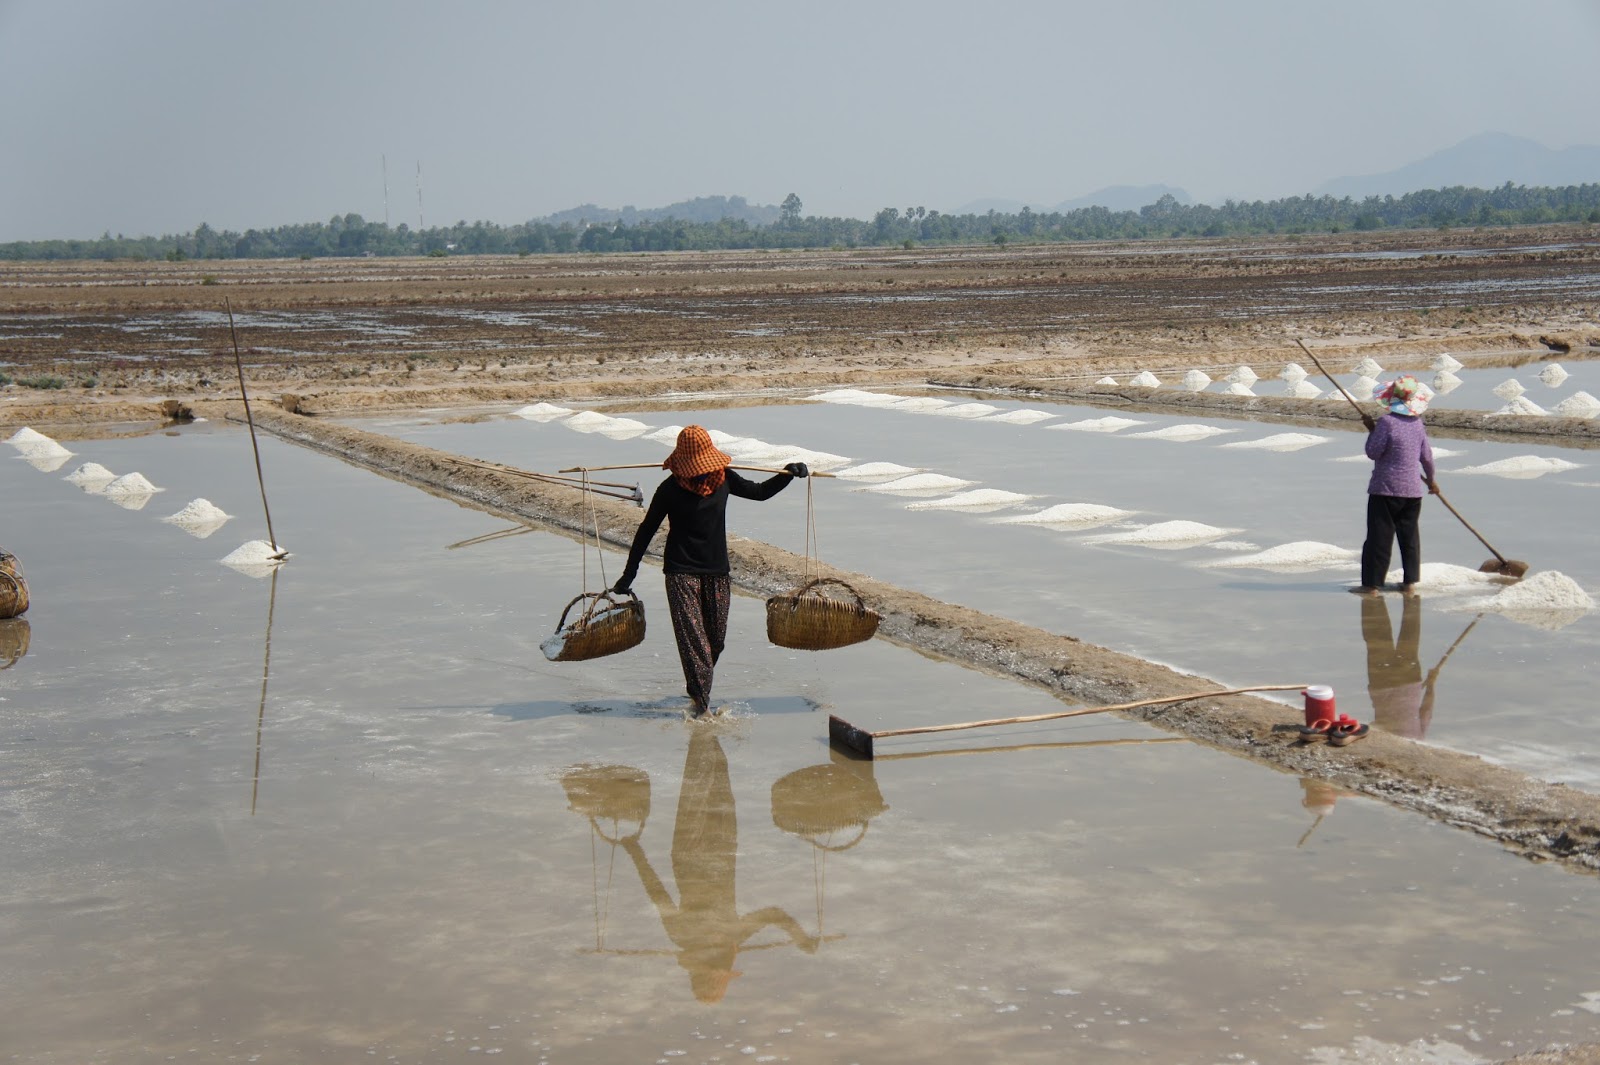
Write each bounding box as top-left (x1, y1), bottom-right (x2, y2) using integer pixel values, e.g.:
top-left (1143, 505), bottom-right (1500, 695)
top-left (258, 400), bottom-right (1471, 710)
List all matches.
top-left (1365, 413), bottom-right (1435, 497)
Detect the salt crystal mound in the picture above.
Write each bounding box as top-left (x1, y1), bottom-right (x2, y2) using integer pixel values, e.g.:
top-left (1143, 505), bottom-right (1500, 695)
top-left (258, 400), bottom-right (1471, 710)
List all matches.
top-left (1225, 366), bottom-right (1258, 385)
top-left (1490, 396), bottom-right (1548, 417)
top-left (883, 396), bottom-right (957, 412)
top-left (10, 434), bottom-right (72, 459)
top-left (1125, 423), bottom-right (1235, 442)
top-left (905, 489), bottom-right (1032, 512)
top-left (1491, 378), bottom-right (1526, 400)
top-left (592, 416), bottom-right (651, 440)
top-left (1222, 382), bottom-right (1256, 396)
top-left (163, 498), bottom-right (233, 525)
top-left (1284, 379), bottom-right (1323, 399)
top-left (1353, 357), bottom-right (1384, 376)
top-left (21, 449), bottom-right (72, 473)
top-left (982, 409), bottom-right (1057, 425)
top-left (64, 462), bottom-right (117, 487)
top-left (1203, 541), bottom-right (1359, 572)
top-left (221, 539), bottom-right (289, 574)
top-left (1180, 369), bottom-right (1212, 392)
top-left (513, 402), bottom-right (573, 422)
top-left (863, 473), bottom-right (975, 496)
top-left (1431, 353), bottom-right (1462, 372)
top-left (1048, 416), bottom-right (1146, 433)
top-left (1453, 455), bottom-right (1580, 479)
top-left (1384, 562), bottom-right (1503, 595)
top-left (561, 410), bottom-right (623, 433)
top-left (835, 461), bottom-right (922, 481)
top-left (1219, 432), bottom-right (1329, 452)
top-left (995, 503), bottom-right (1134, 528)
top-left (1129, 370), bottom-right (1162, 388)
top-left (5, 427), bottom-right (53, 448)
top-left (102, 472), bottom-right (160, 496)
top-left (753, 445), bottom-right (852, 471)
top-left (808, 389), bottom-right (905, 406)
top-left (1452, 570), bottom-right (1595, 632)
top-left (1094, 376), bottom-right (1119, 385)
top-left (644, 424), bottom-right (685, 445)
top-left (925, 402), bottom-right (999, 419)
top-left (1279, 362), bottom-right (1308, 383)
top-left (1539, 363), bottom-right (1569, 387)
top-left (1554, 391), bottom-right (1600, 418)
top-left (1432, 370), bottom-right (1463, 394)
top-left (1348, 375), bottom-right (1380, 400)
top-left (1086, 520), bottom-right (1237, 549)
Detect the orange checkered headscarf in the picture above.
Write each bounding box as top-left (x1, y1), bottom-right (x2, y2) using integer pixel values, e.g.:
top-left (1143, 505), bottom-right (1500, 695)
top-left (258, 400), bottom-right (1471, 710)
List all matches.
top-left (664, 425), bottom-right (731, 496)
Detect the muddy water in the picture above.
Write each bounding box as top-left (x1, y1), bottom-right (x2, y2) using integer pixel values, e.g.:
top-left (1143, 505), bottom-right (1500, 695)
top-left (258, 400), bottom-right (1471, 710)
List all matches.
top-left (5, 422), bottom-right (1600, 1061)
top-left (367, 392), bottom-right (1600, 793)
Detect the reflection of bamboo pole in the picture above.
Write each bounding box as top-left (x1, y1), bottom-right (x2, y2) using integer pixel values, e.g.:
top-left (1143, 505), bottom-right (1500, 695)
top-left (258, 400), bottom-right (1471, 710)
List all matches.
top-left (251, 565), bottom-right (279, 815)
top-left (447, 524), bottom-right (536, 550)
top-left (225, 299), bottom-right (284, 558)
top-left (1296, 814), bottom-right (1325, 849)
top-left (873, 735), bottom-right (1189, 762)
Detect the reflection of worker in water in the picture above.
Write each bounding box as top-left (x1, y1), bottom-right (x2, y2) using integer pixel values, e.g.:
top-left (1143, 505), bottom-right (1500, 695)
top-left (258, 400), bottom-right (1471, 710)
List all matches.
top-left (620, 729), bottom-right (820, 1002)
top-left (1360, 594), bottom-right (1438, 739)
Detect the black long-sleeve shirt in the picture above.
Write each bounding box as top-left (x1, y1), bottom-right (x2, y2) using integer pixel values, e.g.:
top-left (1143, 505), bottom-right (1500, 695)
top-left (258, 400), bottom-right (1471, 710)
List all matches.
top-left (618, 469), bottom-right (793, 586)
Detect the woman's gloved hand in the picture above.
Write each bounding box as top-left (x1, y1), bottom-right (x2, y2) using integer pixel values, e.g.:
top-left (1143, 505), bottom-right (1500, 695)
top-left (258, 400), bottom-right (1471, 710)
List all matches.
top-left (784, 462), bottom-right (810, 478)
top-left (611, 579), bottom-right (632, 595)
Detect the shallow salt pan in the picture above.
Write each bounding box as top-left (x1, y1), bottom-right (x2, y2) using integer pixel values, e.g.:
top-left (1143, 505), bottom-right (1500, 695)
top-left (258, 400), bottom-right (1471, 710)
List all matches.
top-left (835, 461), bottom-right (922, 481)
top-left (1126, 423), bottom-right (1235, 442)
top-left (995, 503), bottom-right (1134, 528)
top-left (1452, 455), bottom-right (1580, 479)
top-left (513, 403), bottom-right (573, 422)
top-left (1049, 416), bottom-right (1146, 433)
top-left (864, 473), bottom-right (975, 495)
top-left (1220, 433), bottom-right (1329, 452)
top-left (905, 489), bottom-right (1031, 511)
top-left (1204, 541), bottom-right (1358, 572)
top-left (1087, 520), bottom-right (1237, 548)
top-left (981, 409), bottom-right (1057, 425)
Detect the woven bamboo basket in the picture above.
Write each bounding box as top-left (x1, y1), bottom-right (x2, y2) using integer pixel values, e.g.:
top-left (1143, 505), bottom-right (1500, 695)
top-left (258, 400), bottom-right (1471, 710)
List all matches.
top-left (0, 549), bottom-right (28, 620)
top-left (766, 577), bottom-right (880, 651)
top-left (0, 619), bottom-right (29, 669)
top-left (770, 762), bottom-right (888, 851)
top-left (542, 590), bottom-right (645, 662)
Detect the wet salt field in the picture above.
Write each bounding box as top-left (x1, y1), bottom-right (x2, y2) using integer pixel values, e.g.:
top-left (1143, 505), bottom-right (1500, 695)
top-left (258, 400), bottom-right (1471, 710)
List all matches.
top-left (5, 414), bottom-right (1600, 1063)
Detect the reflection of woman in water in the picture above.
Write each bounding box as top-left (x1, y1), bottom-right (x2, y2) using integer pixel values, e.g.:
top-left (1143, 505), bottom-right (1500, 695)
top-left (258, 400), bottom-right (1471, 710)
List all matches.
top-left (1361, 594), bottom-right (1438, 739)
top-left (620, 729), bottom-right (820, 1003)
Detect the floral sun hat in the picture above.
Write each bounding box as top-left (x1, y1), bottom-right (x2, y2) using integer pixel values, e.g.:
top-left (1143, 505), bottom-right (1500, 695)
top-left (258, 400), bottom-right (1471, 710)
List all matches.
top-left (1378, 374), bottom-right (1432, 416)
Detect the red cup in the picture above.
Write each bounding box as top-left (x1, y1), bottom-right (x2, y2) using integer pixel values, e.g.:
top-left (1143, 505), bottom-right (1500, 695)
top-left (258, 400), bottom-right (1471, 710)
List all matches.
top-left (1303, 685), bottom-right (1336, 726)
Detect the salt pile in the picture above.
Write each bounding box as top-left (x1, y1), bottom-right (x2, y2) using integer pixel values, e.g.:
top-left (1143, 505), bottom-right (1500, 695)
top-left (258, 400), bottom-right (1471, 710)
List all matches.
top-left (1384, 562), bottom-right (1501, 594)
top-left (5, 428), bottom-right (72, 460)
top-left (757, 446), bottom-right (852, 471)
top-left (102, 472), bottom-right (160, 496)
top-left (865, 473), bottom-right (975, 495)
top-left (1222, 382), bottom-right (1256, 396)
top-left (836, 461), bottom-right (922, 481)
top-left (983, 409), bottom-right (1057, 425)
top-left (1491, 396), bottom-right (1548, 417)
top-left (164, 498), bottom-right (231, 525)
top-left (644, 424), bottom-right (685, 444)
top-left (1225, 366), bottom-right (1258, 385)
top-left (64, 462), bottom-right (117, 487)
top-left (1432, 370), bottom-right (1463, 394)
top-left (1180, 369), bottom-right (1212, 391)
top-left (1554, 391), bottom-right (1600, 418)
top-left (1455, 570), bottom-right (1594, 631)
top-left (1094, 376), bottom-right (1119, 385)
top-left (1353, 357), bottom-right (1384, 376)
top-left (1049, 416), bottom-right (1146, 433)
top-left (221, 540), bottom-right (288, 568)
top-left (1539, 363), bottom-right (1569, 386)
top-left (1088, 520), bottom-right (1235, 548)
top-left (513, 402), bottom-right (573, 422)
top-left (1129, 371), bottom-right (1162, 388)
top-left (1348, 375), bottom-right (1380, 400)
top-left (1127, 423), bottom-right (1235, 441)
top-left (1492, 379), bottom-right (1526, 400)
top-left (5, 427), bottom-right (53, 448)
top-left (927, 402), bottom-right (1000, 419)
top-left (21, 449), bottom-right (72, 473)
top-left (1279, 362), bottom-right (1308, 383)
top-left (883, 396), bottom-right (956, 412)
top-left (1220, 432), bottom-right (1329, 452)
top-left (562, 410), bottom-right (620, 432)
top-left (593, 416), bottom-right (650, 439)
top-left (1431, 353), bottom-right (1463, 371)
top-left (1284, 379), bottom-right (1323, 399)
top-left (1453, 455), bottom-right (1580, 479)
top-left (996, 503), bottom-right (1134, 528)
top-left (1205, 541), bottom-right (1359, 572)
top-left (905, 489), bottom-right (1032, 511)
top-left (809, 389), bottom-right (903, 406)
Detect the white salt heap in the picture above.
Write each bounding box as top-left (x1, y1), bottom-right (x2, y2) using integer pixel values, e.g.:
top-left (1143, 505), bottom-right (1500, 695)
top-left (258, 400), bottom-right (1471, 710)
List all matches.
top-left (1349, 375), bottom-right (1380, 400)
top-left (1492, 378), bottom-right (1526, 400)
top-left (1279, 362), bottom-right (1308, 383)
top-left (1223, 382), bottom-right (1256, 396)
top-left (1554, 391), bottom-right (1600, 418)
top-left (1491, 396), bottom-right (1548, 417)
top-left (1180, 369), bottom-right (1212, 391)
top-left (1220, 432), bottom-right (1329, 452)
top-left (102, 472), bottom-right (160, 496)
top-left (1128, 423), bottom-right (1235, 441)
top-left (905, 489), bottom-right (1032, 511)
top-left (1225, 366), bottom-right (1258, 385)
top-left (513, 402), bottom-right (572, 422)
top-left (1095, 376), bottom-right (1119, 385)
top-left (756, 446), bottom-right (852, 471)
top-left (927, 402), bottom-right (1000, 419)
top-left (64, 462), bottom-right (117, 487)
top-left (1284, 379), bottom-right (1323, 399)
top-left (1049, 416), bottom-right (1146, 433)
top-left (997, 503), bottom-right (1134, 527)
top-left (1353, 357), bottom-right (1384, 376)
top-left (6, 428), bottom-right (71, 460)
top-left (221, 540), bottom-right (288, 566)
top-left (164, 499), bottom-right (232, 525)
top-left (561, 410), bottom-right (620, 432)
top-left (593, 416), bottom-right (650, 439)
top-left (1432, 370), bottom-right (1463, 394)
top-left (983, 409), bottom-right (1057, 425)
top-left (835, 461), bottom-right (922, 480)
top-left (1383, 561), bottom-right (1501, 594)
top-left (865, 473), bottom-right (975, 494)
top-left (1205, 541), bottom-right (1359, 571)
top-left (1089, 520), bottom-right (1234, 547)
top-left (809, 389), bottom-right (903, 406)
top-left (5, 427), bottom-right (53, 448)
top-left (1455, 571), bottom-right (1594, 631)
top-left (1539, 363), bottom-right (1569, 386)
top-left (883, 396), bottom-right (956, 412)
top-left (1431, 353), bottom-right (1462, 372)
top-left (1129, 371), bottom-right (1162, 388)
top-left (1453, 455), bottom-right (1580, 479)
top-left (644, 424), bottom-right (685, 444)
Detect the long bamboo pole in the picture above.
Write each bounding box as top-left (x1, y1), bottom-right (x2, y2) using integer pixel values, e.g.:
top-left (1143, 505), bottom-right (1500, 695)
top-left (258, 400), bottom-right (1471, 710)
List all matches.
top-left (225, 299), bottom-right (285, 558)
top-left (446, 456), bottom-right (642, 501)
top-left (561, 463), bottom-right (836, 478)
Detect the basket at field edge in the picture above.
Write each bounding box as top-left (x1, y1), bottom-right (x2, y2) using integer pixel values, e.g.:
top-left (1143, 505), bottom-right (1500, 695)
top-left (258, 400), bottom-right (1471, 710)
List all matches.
top-left (766, 577), bottom-right (880, 651)
top-left (0, 549), bottom-right (28, 620)
top-left (543, 590), bottom-right (645, 662)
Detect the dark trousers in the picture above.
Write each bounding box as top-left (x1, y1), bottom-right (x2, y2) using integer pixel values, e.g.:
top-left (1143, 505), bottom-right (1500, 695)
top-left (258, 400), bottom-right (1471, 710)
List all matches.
top-left (664, 574), bottom-right (731, 711)
top-left (1360, 494), bottom-right (1422, 588)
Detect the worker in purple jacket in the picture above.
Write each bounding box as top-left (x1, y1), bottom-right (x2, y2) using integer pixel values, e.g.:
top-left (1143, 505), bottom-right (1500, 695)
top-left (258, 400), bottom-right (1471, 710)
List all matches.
top-left (1355, 375), bottom-right (1438, 596)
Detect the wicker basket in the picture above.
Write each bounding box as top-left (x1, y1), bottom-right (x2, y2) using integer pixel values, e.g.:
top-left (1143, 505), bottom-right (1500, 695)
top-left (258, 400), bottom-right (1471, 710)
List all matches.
top-left (0, 549), bottom-right (28, 620)
top-left (0, 619), bottom-right (29, 669)
top-left (542, 590), bottom-right (645, 662)
top-left (766, 577), bottom-right (880, 651)
top-left (770, 762), bottom-right (888, 850)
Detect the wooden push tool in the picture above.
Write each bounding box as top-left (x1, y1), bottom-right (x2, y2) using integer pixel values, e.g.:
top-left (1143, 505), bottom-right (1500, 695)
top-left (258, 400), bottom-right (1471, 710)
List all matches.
top-left (828, 684), bottom-right (1309, 759)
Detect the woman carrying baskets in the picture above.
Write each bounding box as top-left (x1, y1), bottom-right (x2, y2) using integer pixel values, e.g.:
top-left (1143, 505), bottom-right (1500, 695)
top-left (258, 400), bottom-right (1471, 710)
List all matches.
top-left (612, 425), bottom-right (807, 716)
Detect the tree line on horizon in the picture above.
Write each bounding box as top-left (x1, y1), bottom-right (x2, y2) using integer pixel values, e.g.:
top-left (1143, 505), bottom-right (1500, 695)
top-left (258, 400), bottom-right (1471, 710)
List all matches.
top-left (5, 183), bottom-right (1599, 262)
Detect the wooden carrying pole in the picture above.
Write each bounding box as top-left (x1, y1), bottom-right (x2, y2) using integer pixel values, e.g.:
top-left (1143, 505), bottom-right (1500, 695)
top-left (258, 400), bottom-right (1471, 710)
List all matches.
top-left (562, 463), bottom-right (836, 478)
top-left (828, 684), bottom-right (1310, 759)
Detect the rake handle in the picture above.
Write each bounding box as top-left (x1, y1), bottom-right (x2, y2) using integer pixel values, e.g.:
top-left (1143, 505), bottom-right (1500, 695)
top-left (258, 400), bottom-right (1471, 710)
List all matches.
top-left (561, 463), bottom-right (836, 478)
top-left (1295, 338), bottom-right (1367, 417)
top-left (863, 684), bottom-right (1311, 740)
top-left (1431, 488), bottom-right (1509, 566)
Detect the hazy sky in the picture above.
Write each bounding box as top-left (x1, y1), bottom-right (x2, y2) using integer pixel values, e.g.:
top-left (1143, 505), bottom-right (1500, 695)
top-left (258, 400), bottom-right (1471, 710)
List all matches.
top-left (4, 0), bottom-right (1599, 241)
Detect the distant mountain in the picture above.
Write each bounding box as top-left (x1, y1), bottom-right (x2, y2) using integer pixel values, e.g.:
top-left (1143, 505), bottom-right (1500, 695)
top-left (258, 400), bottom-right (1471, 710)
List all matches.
top-left (538, 195), bottom-right (779, 226)
top-left (1316, 133), bottom-right (1600, 199)
top-left (952, 185), bottom-right (1191, 216)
